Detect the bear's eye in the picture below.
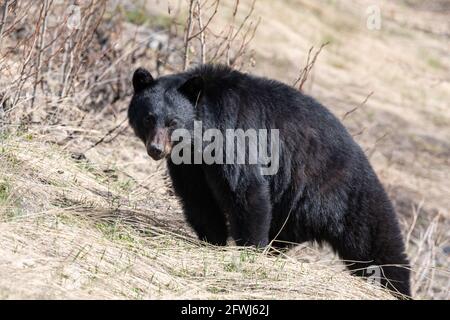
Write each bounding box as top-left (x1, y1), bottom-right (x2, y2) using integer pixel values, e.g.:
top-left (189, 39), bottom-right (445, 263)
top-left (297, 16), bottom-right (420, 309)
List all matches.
top-left (167, 119), bottom-right (178, 127)
top-left (144, 114), bottom-right (155, 124)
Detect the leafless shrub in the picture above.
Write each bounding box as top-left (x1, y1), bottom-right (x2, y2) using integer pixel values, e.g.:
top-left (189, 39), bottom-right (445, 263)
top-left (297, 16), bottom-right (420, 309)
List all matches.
top-left (182, 0), bottom-right (219, 69)
top-left (0, 0), bottom-right (260, 135)
top-left (181, 0), bottom-right (259, 71)
top-left (0, 0), bottom-right (112, 126)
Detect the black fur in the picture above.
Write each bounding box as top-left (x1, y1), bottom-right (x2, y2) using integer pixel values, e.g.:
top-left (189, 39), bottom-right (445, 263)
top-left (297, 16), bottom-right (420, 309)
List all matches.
top-left (128, 64), bottom-right (411, 298)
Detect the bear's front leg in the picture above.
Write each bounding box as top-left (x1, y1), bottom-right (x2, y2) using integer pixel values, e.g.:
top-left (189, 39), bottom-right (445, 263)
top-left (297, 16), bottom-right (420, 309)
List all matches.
top-left (202, 164), bottom-right (272, 248)
top-left (228, 179), bottom-right (272, 248)
top-left (168, 161), bottom-right (228, 246)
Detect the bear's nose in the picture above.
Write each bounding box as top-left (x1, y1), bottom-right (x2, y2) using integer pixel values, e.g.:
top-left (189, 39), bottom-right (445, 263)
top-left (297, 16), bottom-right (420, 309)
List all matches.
top-left (147, 143), bottom-right (164, 160)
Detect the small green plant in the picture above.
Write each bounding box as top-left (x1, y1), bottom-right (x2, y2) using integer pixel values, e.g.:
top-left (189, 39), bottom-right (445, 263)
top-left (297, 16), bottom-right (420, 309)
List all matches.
top-left (3, 153), bottom-right (21, 168)
top-left (96, 221), bottom-right (136, 244)
top-left (206, 285), bottom-right (226, 294)
top-left (240, 249), bottom-right (257, 263)
top-left (427, 57), bottom-right (442, 69)
top-left (117, 178), bottom-right (135, 192)
top-left (132, 287), bottom-right (145, 300)
top-left (0, 180), bottom-right (22, 219)
top-left (124, 8), bottom-right (149, 26)
top-left (0, 180), bottom-right (10, 204)
top-left (149, 15), bottom-right (172, 30)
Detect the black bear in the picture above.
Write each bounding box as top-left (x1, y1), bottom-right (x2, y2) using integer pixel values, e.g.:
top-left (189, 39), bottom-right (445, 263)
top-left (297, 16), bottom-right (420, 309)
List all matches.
top-left (128, 64), bottom-right (411, 298)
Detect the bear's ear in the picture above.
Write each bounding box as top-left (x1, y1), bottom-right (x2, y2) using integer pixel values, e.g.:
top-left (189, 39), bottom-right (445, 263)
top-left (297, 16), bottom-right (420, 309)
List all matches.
top-left (132, 68), bottom-right (154, 93)
top-left (178, 76), bottom-right (204, 106)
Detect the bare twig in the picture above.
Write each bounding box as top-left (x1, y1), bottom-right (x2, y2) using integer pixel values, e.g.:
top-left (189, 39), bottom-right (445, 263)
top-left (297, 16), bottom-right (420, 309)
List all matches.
top-left (183, 0), bottom-right (195, 70)
top-left (208, 0), bottom-right (259, 68)
top-left (188, 0), bottom-right (219, 42)
top-left (366, 131), bottom-right (390, 158)
top-left (0, 0), bottom-right (10, 50)
top-left (293, 42), bottom-right (329, 92)
top-left (342, 91), bottom-right (374, 121)
top-left (12, 8), bottom-right (43, 108)
top-left (195, 0), bottom-right (206, 64)
top-left (84, 118), bottom-right (128, 153)
top-left (405, 200), bottom-right (423, 251)
top-left (31, 0), bottom-right (49, 109)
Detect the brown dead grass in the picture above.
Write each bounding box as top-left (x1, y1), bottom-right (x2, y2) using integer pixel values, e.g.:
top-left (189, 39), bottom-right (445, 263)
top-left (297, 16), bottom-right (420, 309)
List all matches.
top-left (0, 135), bottom-right (394, 299)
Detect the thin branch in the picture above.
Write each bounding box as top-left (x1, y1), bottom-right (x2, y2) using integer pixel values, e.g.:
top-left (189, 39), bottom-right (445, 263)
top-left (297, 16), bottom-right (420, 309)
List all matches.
top-left (12, 6), bottom-right (44, 108)
top-left (183, 0), bottom-right (195, 70)
top-left (31, 0), bottom-right (49, 109)
top-left (208, 0), bottom-right (259, 67)
top-left (342, 91), bottom-right (374, 121)
top-left (0, 0), bottom-right (10, 50)
top-left (84, 117), bottom-right (128, 153)
top-left (196, 1), bottom-right (205, 64)
top-left (188, 0), bottom-right (219, 41)
top-left (293, 42), bottom-right (329, 92)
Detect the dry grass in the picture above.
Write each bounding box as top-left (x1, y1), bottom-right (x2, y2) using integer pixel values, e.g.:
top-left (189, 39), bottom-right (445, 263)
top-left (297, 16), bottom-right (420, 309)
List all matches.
top-left (0, 0), bottom-right (448, 299)
top-left (0, 135), bottom-right (393, 299)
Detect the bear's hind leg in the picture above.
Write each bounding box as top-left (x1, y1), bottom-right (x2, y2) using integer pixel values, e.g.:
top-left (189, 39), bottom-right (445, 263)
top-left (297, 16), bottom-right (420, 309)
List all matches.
top-left (332, 215), bottom-right (411, 299)
top-left (228, 179), bottom-right (272, 248)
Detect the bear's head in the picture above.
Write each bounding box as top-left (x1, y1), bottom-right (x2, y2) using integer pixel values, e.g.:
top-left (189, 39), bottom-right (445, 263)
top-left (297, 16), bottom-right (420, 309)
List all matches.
top-left (128, 67), bottom-right (203, 160)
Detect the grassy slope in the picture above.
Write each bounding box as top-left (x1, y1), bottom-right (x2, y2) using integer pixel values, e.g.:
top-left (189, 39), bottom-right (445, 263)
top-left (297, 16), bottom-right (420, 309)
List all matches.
top-left (0, 135), bottom-right (392, 299)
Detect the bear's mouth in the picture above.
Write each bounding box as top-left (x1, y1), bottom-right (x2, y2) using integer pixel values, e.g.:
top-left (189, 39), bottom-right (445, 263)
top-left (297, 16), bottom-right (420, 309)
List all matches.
top-left (149, 149), bottom-right (172, 161)
top-left (148, 151), bottom-right (166, 161)
top-left (146, 143), bottom-right (172, 161)
top-left (146, 128), bottom-right (172, 161)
